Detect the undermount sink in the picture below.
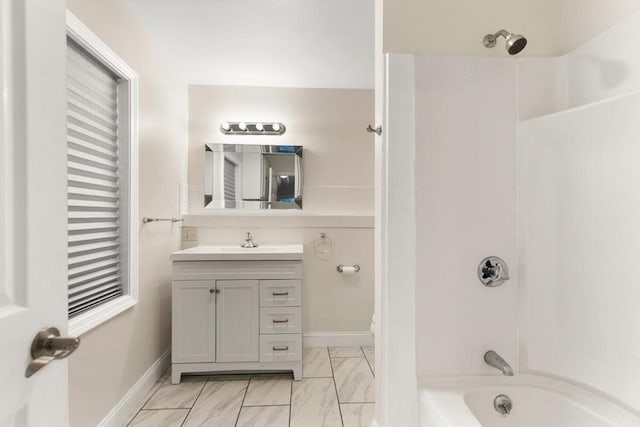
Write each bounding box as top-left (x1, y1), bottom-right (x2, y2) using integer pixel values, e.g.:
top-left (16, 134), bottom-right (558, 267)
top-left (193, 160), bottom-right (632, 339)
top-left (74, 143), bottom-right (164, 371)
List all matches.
top-left (170, 244), bottom-right (304, 261)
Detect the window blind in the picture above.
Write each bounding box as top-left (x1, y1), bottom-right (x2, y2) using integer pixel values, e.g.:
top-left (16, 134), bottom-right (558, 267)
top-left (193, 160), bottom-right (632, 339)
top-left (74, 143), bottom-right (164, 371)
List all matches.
top-left (67, 39), bottom-right (123, 318)
top-left (224, 158), bottom-right (237, 202)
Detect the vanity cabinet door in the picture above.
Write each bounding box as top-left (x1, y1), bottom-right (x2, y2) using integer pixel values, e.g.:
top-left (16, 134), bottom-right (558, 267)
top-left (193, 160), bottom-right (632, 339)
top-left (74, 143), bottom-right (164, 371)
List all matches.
top-left (216, 280), bottom-right (259, 362)
top-left (172, 281), bottom-right (216, 363)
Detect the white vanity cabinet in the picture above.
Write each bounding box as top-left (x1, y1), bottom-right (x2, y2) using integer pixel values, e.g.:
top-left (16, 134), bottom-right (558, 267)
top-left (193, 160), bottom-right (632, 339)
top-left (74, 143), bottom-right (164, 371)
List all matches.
top-left (215, 280), bottom-right (259, 362)
top-left (170, 245), bottom-right (303, 384)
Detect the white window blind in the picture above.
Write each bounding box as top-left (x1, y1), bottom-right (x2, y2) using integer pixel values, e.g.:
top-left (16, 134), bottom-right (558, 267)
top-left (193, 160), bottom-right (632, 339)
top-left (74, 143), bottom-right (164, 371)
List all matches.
top-left (224, 158), bottom-right (237, 201)
top-left (67, 39), bottom-right (123, 318)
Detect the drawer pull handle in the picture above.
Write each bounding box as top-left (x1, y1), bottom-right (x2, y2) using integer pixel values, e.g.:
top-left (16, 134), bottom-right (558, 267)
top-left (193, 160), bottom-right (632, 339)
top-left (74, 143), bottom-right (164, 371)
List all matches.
top-left (272, 292), bottom-right (289, 296)
top-left (272, 319), bottom-right (289, 324)
top-left (273, 346), bottom-right (289, 351)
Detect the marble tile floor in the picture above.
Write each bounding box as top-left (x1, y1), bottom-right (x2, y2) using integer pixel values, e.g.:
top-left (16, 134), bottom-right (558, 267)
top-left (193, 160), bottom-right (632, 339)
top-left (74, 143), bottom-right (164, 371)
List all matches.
top-left (126, 346), bottom-right (375, 427)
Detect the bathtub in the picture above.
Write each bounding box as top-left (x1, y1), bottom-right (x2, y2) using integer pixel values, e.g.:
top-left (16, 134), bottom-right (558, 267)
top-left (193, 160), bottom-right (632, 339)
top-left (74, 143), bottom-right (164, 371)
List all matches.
top-left (419, 374), bottom-right (640, 427)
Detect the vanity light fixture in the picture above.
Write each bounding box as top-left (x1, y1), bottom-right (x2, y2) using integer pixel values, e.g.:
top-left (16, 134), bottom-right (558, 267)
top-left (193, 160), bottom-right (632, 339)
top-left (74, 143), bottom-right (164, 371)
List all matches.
top-left (220, 121), bottom-right (286, 135)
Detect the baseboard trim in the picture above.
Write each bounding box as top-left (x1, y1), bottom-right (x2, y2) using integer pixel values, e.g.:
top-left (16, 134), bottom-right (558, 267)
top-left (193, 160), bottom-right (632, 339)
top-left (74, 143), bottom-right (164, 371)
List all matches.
top-left (303, 331), bottom-right (373, 347)
top-left (97, 347), bottom-right (171, 427)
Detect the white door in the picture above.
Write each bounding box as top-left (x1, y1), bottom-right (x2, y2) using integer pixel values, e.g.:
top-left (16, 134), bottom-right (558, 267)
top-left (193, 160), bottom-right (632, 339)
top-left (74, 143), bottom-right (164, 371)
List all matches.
top-left (216, 280), bottom-right (259, 362)
top-left (0, 0), bottom-right (71, 426)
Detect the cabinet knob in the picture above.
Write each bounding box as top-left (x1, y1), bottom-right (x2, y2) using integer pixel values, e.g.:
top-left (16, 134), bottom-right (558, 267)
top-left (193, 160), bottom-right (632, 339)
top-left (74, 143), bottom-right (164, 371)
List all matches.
top-left (209, 289), bottom-right (218, 294)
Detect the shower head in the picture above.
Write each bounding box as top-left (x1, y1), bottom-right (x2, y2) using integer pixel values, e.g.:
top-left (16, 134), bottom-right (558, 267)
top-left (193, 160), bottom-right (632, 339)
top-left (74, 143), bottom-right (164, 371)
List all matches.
top-left (483, 30), bottom-right (528, 55)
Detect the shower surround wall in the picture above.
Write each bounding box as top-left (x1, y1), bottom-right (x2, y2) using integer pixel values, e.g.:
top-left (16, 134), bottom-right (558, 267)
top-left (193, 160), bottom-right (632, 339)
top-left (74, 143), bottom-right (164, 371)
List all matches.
top-left (408, 4), bottom-right (640, 411)
top-left (382, 1), bottom-right (640, 425)
top-left (414, 56), bottom-right (519, 377)
top-left (518, 10), bottom-right (640, 411)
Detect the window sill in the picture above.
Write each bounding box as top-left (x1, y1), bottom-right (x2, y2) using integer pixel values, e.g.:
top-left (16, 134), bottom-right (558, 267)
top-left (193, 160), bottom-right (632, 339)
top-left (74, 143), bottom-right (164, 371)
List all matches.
top-left (68, 295), bottom-right (137, 337)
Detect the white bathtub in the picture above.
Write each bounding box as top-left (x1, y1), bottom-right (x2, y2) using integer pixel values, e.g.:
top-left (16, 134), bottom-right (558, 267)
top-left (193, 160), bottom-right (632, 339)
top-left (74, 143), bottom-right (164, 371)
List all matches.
top-left (419, 374), bottom-right (640, 427)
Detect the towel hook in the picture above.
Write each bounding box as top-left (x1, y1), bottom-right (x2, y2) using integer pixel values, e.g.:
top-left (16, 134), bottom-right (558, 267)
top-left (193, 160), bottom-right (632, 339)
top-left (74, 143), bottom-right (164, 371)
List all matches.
top-left (366, 124), bottom-right (382, 135)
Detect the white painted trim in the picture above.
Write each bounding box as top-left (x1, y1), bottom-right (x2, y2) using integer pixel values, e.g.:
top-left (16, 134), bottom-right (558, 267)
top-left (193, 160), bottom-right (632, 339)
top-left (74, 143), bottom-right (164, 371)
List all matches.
top-left (303, 331), bottom-right (374, 347)
top-left (0, 0), bottom-right (16, 312)
top-left (373, 2), bottom-right (385, 426)
top-left (97, 348), bottom-right (171, 427)
top-left (66, 11), bottom-right (137, 79)
top-left (65, 10), bottom-right (139, 335)
top-left (379, 53), bottom-right (418, 427)
top-left (68, 296), bottom-right (136, 337)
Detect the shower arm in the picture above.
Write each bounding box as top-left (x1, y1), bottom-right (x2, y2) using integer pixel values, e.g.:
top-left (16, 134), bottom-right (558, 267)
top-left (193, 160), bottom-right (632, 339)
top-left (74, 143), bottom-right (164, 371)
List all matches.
top-left (487, 30), bottom-right (510, 41)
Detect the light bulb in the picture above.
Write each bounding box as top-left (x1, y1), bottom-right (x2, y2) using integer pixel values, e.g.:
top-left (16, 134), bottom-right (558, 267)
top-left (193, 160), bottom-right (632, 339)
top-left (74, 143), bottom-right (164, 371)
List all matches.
top-left (238, 122), bottom-right (247, 131)
top-left (255, 122), bottom-right (264, 131)
top-left (221, 122), bottom-right (231, 131)
top-left (279, 175), bottom-right (288, 179)
top-left (272, 122), bottom-right (281, 132)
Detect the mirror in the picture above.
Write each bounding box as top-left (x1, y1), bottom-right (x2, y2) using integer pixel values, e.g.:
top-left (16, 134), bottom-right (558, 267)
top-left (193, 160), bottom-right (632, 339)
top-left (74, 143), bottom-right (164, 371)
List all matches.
top-left (204, 144), bottom-right (303, 210)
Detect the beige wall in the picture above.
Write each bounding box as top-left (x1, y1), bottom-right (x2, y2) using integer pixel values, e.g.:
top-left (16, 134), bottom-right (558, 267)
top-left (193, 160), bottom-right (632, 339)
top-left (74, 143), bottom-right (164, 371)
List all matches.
top-left (186, 224), bottom-right (375, 333)
top-left (187, 86), bottom-right (375, 333)
top-left (383, 0), bottom-right (638, 57)
top-left (188, 86), bottom-right (375, 214)
top-left (383, 0), bottom-right (563, 56)
top-left (65, 1), bottom-right (188, 426)
top-left (559, 0), bottom-right (639, 52)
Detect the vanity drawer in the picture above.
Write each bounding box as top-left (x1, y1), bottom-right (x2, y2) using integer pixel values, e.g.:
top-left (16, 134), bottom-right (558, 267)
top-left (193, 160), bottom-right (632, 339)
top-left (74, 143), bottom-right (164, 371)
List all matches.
top-left (260, 307), bottom-right (302, 334)
top-left (260, 280), bottom-right (302, 307)
top-left (260, 334), bottom-right (302, 362)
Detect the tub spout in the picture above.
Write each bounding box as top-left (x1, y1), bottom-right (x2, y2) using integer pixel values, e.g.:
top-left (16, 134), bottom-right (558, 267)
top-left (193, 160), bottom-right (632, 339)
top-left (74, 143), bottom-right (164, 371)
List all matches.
top-left (484, 350), bottom-right (514, 376)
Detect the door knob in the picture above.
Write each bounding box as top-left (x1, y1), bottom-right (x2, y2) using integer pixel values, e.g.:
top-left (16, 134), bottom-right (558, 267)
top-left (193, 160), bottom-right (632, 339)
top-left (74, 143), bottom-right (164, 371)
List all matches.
top-left (25, 327), bottom-right (80, 378)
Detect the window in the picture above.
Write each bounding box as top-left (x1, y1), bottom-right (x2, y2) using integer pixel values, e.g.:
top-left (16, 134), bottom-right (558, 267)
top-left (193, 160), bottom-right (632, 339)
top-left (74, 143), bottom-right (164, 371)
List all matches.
top-left (66, 11), bottom-right (138, 336)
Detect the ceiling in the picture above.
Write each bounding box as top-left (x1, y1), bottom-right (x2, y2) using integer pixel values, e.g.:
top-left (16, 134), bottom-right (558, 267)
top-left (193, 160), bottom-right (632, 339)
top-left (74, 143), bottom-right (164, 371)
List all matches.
top-left (126, 0), bottom-right (374, 89)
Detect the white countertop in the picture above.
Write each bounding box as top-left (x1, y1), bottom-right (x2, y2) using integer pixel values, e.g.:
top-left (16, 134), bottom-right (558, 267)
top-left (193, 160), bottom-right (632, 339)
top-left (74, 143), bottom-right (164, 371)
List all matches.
top-left (170, 244), bottom-right (304, 261)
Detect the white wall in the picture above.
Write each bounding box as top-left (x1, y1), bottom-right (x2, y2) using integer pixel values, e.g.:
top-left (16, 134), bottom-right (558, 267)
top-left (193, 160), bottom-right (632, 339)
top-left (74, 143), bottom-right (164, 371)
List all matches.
top-left (414, 55), bottom-right (519, 377)
top-left (187, 85), bottom-right (375, 335)
top-left (65, 1), bottom-right (188, 426)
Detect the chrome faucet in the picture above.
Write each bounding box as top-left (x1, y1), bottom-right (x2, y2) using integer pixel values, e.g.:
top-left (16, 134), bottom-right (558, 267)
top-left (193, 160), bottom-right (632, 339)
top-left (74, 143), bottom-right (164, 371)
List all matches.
top-left (241, 232), bottom-right (258, 248)
top-left (484, 350), bottom-right (513, 376)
